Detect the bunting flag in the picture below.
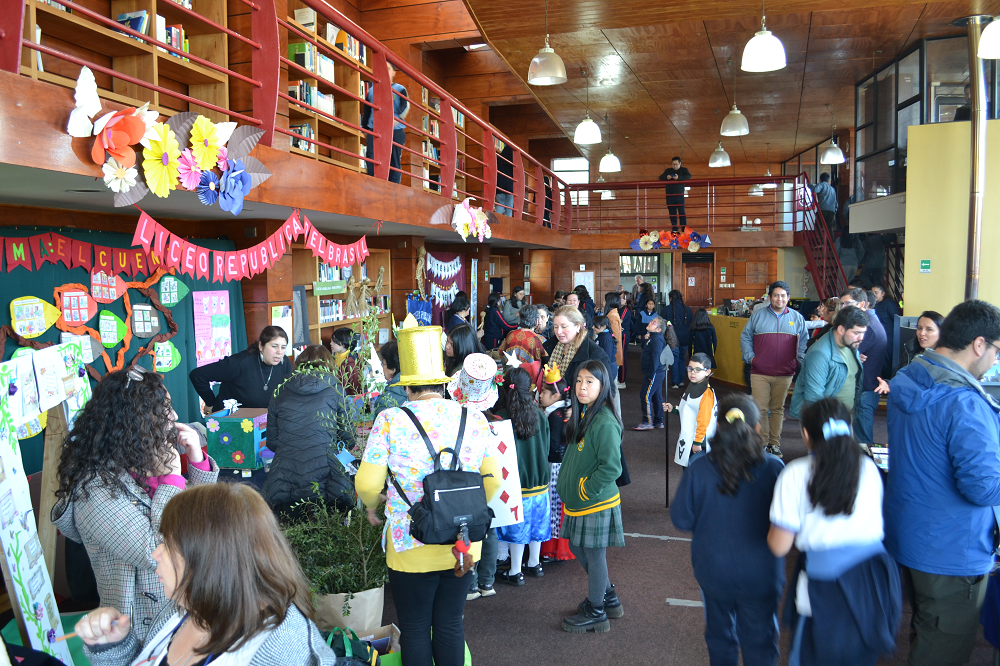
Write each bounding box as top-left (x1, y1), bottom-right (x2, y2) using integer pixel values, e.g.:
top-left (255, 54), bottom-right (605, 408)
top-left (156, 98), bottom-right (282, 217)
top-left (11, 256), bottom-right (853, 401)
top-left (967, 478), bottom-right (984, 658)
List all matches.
top-left (4, 237), bottom-right (31, 272)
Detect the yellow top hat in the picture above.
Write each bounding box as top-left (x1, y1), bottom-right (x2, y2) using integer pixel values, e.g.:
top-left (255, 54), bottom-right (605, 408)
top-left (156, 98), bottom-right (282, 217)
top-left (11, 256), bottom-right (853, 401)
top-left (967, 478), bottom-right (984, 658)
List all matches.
top-left (396, 326), bottom-right (452, 386)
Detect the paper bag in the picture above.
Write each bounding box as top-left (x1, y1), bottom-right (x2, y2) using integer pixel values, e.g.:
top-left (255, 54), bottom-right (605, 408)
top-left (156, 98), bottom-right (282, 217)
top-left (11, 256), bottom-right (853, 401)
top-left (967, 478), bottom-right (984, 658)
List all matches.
top-left (314, 585), bottom-right (384, 635)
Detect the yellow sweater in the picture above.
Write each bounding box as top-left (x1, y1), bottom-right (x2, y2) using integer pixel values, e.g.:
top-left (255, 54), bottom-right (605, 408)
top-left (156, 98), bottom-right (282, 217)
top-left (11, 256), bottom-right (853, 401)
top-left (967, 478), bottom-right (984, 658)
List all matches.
top-left (355, 457), bottom-right (502, 573)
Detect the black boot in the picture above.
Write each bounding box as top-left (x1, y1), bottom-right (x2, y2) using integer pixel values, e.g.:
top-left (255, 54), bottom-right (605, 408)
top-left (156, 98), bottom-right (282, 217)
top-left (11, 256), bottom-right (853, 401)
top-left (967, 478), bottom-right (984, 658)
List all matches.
top-left (563, 599), bottom-right (610, 633)
top-left (577, 584), bottom-right (623, 619)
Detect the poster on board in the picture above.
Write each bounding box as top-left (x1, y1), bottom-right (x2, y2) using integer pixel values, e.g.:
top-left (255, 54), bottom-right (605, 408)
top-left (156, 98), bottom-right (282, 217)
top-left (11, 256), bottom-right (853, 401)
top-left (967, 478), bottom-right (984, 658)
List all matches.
top-left (271, 306), bottom-right (293, 355)
top-left (194, 291), bottom-right (232, 367)
top-left (571, 271), bottom-right (595, 300)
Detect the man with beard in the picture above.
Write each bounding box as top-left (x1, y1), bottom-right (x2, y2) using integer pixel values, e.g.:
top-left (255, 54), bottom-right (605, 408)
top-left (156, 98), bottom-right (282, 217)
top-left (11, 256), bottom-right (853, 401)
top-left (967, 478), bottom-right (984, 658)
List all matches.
top-left (789, 306), bottom-right (869, 419)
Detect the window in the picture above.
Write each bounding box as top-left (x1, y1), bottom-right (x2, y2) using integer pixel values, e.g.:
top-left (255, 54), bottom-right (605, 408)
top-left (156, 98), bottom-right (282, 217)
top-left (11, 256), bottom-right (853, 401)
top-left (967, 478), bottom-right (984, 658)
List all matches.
top-left (620, 255), bottom-right (658, 275)
top-left (553, 157), bottom-right (590, 205)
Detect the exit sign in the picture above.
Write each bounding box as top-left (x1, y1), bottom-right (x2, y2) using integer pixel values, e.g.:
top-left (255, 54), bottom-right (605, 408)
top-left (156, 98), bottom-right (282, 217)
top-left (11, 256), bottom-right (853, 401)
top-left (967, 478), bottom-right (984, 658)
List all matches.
top-left (920, 260), bottom-right (931, 274)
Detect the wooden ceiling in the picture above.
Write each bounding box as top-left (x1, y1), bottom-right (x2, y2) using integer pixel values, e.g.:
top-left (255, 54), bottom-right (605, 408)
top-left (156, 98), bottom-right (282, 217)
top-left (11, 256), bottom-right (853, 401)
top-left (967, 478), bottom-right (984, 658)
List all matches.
top-left (461, 0), bottom-right (1000, 174)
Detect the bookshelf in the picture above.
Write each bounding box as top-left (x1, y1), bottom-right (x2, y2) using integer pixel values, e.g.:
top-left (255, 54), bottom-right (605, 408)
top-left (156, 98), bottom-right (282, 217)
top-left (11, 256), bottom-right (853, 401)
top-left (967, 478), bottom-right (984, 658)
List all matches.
top-left (419, 86), bottom-right (465, 198)
top-left (291, 245), bottom-right (392, 347)
top-left (21, 0), bottom-right (230, 121)
top-left (489, 255), bottom-right (510, 296)
top-left (284, 2), bottom-right (369, 173)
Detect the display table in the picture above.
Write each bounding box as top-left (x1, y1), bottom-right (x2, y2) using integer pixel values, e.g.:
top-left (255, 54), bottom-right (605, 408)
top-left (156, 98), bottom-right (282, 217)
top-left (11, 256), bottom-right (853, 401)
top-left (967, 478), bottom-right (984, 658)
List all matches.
top-left (709, 314), bottom-right (749, 387)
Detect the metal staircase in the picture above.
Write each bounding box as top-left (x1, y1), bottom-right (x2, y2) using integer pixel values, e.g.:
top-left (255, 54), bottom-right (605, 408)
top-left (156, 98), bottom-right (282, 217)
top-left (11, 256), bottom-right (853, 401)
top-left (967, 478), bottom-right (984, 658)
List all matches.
top-left (794, 174), bottom-right (848, 301)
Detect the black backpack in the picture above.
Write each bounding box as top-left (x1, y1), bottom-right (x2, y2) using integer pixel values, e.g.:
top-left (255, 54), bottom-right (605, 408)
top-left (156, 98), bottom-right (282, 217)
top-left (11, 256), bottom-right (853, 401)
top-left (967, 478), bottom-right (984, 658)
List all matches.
top-left (388, 406), bottom-right (493, 546)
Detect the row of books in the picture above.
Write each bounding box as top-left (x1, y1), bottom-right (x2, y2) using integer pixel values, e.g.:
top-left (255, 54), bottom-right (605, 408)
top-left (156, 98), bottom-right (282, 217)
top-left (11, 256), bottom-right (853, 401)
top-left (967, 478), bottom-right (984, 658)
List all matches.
top-left (115, 11), bottom-right (190, 60)
top-left (292, 8), bottom-right (368, 66)
top-left (288, 80), bottom-right (335, 116)
top-left (167, 0), bottom-right (193, 9)
top-left (288, 42), bottom-right (338, 87)
top-left (420, 88), bottom-right (466, 128)
top-left (40, 0), bottom-right (68, 11)
top-left (318, 263), bottom-right (343, 281)
top-left (318, 297), bottom-right (347, 324)
top-left (369, 295), bottom-right (390, 315)
top-left (422, 140), bottom-right (440, 162)
top-left (289, 123), bottom-right (315, 153)
top-left (422, 116), bottom-right (441, 139)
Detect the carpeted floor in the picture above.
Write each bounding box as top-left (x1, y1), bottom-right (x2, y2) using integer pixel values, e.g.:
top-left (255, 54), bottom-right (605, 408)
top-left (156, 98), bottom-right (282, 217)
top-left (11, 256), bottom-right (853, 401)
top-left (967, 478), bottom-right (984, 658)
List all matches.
top-left (382, 344), bottom-right (998, 665)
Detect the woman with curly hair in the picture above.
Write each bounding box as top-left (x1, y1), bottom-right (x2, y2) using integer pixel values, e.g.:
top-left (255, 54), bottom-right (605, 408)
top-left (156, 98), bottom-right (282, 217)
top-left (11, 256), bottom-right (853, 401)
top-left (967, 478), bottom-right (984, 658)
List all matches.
top-left (52, 366), bottom-right (219, 643)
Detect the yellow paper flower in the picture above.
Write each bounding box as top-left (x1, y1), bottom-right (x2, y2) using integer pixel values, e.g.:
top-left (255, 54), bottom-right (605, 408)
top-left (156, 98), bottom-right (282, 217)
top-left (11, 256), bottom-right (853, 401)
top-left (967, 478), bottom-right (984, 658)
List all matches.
top-left (142, 123), bottom-right (181, 198)
top-left (240, 418), bottom-right (253, 433)
top-left (648, 230), bottom-right (660, 242)
top-left (639, 236), bottom-right (654, 251)
top-left (190, 115), bottom-right (221, 170)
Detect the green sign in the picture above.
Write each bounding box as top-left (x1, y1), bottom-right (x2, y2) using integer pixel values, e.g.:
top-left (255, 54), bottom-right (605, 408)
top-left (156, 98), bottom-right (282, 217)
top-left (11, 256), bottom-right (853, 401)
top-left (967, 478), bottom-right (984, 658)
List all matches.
top-left (313, 280), bottom-right (347, 296)
top-left (98, 311), bottom-right (127, 348)
top-left (920, 259), bottom-right (931, 274)
top-left (720, 267), bottom-right (726, 274)
top-left (159, 275), bottom-right (190, 307)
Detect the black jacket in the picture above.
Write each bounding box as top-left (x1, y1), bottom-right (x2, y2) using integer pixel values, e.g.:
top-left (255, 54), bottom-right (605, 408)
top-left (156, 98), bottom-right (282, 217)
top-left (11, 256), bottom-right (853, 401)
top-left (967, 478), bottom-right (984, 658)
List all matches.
top-left (662, 301), bottom-right (694, 346)
top-left (190, 348), bottom-right (293, 412)
top-left (483, 306), bottom-right (517, 349)
top-left (659, 166), bottom-right (692, 198)
top-left (690, 326), bottom-right (718, 368)
top-left (542, 336), bottom-right (611, 387)
top-left (497, 144), bottom-right (515, 194)
top-left (641, 331), bottom-right (667, 377)
top-left (261, 371), bottom-right (355, 511)
top-left (547, 407), bottom-right (567, 463)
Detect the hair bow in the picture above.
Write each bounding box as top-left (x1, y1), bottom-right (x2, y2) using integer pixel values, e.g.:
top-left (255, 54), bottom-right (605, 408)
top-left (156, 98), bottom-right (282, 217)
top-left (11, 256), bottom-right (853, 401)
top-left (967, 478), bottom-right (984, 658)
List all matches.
top-left (822, 418), bottom-right (852, 439)
top-left (725, 408), bottom-right (745, 423)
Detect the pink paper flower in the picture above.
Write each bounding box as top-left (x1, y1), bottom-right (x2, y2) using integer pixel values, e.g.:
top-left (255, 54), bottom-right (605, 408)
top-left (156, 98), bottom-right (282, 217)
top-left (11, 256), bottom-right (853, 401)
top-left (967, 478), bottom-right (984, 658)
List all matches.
top-left (177, 148), bottom-right (202, 191)
top-left (206, 419), bottom-right (219, 432)
top-left (217, 146), bottom-right (229, 171)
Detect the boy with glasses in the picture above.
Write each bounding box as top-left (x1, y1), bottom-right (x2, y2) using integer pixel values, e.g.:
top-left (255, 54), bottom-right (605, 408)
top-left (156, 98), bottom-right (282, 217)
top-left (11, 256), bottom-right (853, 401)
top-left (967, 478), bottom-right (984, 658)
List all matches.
top-left (663, 353), bottom-right (717, 467)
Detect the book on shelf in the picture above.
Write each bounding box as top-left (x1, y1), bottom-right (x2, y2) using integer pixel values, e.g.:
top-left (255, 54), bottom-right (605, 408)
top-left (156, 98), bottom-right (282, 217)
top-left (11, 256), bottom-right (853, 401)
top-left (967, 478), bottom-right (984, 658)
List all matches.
top-left (368, 295), bottom-right (391, 315)
top-left (34, 25), bottom-right (43, 71)
top-left (168, 0), bottom-right (193, 9)
top-left (317, 53), bottom-right (336, 83)
top-left (314, 90), bottom-right (334, 116)
top-left (290, 123), bottom-right (316, 153)
top-left (165, 24), bottom-right (190, 60)
top-left (155, 15), bottom-right (166, 52)
top-left (452, 107), bottom-right (465, 128)
top-left (293, 8), bottom-right (316, 30)
top-left (328, 24), bottom-right (367, 65)
top-left (318, 297), bottom-right (345, 324)
top-left (116, 11), bottom-right (149, 41)
top-left (428, 119), bottom-right (440, 138)
top-left (318, 263), bottom-right (342, 281)
top-left (42, 0), bottom-right (69, 11)
top-left (421, 140), bottom-right (440, 161)
top-left (288, 42), bottom-right (316, 72)
top-left (428, 96), bottom-right (441, 114)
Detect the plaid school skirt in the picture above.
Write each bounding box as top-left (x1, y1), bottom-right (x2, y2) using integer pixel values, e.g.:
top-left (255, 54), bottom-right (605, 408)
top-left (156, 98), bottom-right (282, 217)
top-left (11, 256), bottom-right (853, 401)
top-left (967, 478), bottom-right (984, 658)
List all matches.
top-left (561, 504), bottom-right (625, 549)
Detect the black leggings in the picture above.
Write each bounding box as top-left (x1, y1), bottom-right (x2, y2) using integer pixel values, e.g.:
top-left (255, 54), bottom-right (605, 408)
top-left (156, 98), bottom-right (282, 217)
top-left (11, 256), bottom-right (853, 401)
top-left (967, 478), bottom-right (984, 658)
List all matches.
top-left (388, 567), bottom-right (472, 666)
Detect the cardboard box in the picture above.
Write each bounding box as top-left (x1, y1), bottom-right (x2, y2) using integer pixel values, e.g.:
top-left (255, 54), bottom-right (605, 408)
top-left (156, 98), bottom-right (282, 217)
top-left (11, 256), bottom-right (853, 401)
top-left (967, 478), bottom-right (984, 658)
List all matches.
top-left (205, 407), bottom-right (267, 469)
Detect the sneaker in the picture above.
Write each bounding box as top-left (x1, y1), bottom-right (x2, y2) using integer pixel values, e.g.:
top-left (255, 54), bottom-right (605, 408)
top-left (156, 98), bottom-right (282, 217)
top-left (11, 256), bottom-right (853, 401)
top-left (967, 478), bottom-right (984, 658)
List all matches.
top-left (498, 570), bottom-right (525, 586)
top-left (578, 584), bottom-right (624, 619)
top-left (563, 599), bottom-right (611, 633)
top-left (765, 444), bottom-right (784, 459)
top-left (616, 381), bottom-right (627, 389)
top-left (671, 383), bottom-right (682, 389)
top-left (633, 423), bottom-right (654, 431)
top-left (655, 423), bottom-right (665, 429)
top-left (466, 589), bottom-right (481, 601)
top-left (478, 584), bottom-right (496, 598)
top-left (524, 564), bottom-right (544, 578)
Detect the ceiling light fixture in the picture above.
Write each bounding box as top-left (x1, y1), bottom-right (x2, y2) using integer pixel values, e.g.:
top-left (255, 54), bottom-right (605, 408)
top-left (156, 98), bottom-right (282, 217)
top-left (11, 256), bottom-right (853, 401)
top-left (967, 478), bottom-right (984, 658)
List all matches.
top-left (599, 113), bottom-right (621, 172)
top-left (574, 71), bottom-right (602, 144)
top-left (749, 156), bottom-right (764, 196)
top-left (741, 1), bottom-right (787, 72)
top-left (762, 143), bottom-right (776, 188)
top-left (721, 59), bottom-right (750, 136)
top-left (709, 141), bottom-right (730, 168)
top-left (596, 175), bottom-right (615, 200)
top-left (978, 16), bottom-right (1000, 58)
top-left (527, 0), bottom-right (567, 85)
top-left (820, 105), bottom-right (846, 165)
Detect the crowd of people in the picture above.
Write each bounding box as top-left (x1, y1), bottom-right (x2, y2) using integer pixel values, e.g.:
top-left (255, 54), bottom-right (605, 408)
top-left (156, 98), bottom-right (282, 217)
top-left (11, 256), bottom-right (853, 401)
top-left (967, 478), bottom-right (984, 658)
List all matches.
top-left (48, 271), bottom-right (1000, 666)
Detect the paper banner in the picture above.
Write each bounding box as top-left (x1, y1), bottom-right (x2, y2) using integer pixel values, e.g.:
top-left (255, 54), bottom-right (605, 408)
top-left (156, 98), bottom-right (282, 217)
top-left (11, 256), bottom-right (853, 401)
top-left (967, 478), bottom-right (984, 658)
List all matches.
top-left (98, 311), bottom-right (127, 348)
top-left (4, 237), bottom-right (32, 272)
top-left (154, 341), bottom-right (181, 373)
top-left (89, 271), bottom-right (127, 304)
top-left (10, 297), bottom-right (61, 339)
top-left (57, 288), bottom-right (98, 327)
top-left (50, 235), bottom-right (71, 269)
top-left (486, 419), bottom-right (524, 529)
top-left (159, 275), bottom-right (190, 307)
top-left (70, 240), bottom-right (93, 271)
top-left (132, 210), bottom-right (157, 251)
top-left (194, 291), bottom-right (231, 366)
top-left (131, 304), bottom-right (161, 338)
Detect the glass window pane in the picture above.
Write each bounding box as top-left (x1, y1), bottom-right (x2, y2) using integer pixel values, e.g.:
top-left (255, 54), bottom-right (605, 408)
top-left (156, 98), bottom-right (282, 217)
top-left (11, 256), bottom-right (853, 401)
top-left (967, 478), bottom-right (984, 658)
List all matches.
top-left (555, 169), bottom-right (589, 206)
top-left (876, 65), bottom-right (896, 149)
top-left (899, 50), bottom-right (920, 102)
top-left (858, 77), bottom-right (875, 126)
top-left (927, 36), bottom-right (970, 123)
top-left (856, 150), bottom-right (894, 202)
top-left (552, 157), bottom-right (589, 171)
top-left (619, 255), bottom-right (657, 275)
top-left (857, 126), bottom-right (873, 157)
top-left (897, 103), bottom-right (919, 194)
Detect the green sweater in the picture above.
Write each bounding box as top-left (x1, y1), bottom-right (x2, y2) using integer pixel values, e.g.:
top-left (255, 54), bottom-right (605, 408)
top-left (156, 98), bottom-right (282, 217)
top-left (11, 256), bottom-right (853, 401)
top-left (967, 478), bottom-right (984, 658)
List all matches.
top-left (496, 407), bottom-right (551, 496)
top-left (556, 406), bottom-right (623, 516)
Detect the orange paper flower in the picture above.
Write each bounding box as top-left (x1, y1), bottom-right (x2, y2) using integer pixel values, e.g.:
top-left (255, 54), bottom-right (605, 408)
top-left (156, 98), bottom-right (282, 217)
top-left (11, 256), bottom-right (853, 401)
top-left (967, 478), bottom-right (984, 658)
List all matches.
top-left (91, 108), bottom-right (146, 168)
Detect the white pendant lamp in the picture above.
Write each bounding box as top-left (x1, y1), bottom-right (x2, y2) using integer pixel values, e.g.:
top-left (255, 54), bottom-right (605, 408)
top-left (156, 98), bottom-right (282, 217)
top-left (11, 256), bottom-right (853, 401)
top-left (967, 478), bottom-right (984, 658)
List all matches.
top-left (749, 156), bottom-right (764, 196)
top-left (820, 105), bottom-right (846, 165)
top-left (720, 61), bottom-right (750, 136)
top-left (599, 113), bottom-right (621, 173)
top-left (574, 72), bottom-right (602, 144)
top-left (709, 141), bottom-right (731, 167)
top-left (762, 143), bottom-right (776, 188)
top-left (527, 0), bottom-right (567, 85)
top-left (978, 17), bottom-right (1000, 58)
top-left (741, 2), bottom-right (786, 73)
top-left (596, 175), bottom-right (615, 200)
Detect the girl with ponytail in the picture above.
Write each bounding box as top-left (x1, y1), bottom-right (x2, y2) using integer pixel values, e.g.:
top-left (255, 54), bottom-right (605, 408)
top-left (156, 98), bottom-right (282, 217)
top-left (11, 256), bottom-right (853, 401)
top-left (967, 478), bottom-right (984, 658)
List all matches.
top-left (670, 394), bottom-right (785, 664)
top-left (768, 398), bottom-right (900, 666)
top-left (495, 368), bottom-right (551, 586)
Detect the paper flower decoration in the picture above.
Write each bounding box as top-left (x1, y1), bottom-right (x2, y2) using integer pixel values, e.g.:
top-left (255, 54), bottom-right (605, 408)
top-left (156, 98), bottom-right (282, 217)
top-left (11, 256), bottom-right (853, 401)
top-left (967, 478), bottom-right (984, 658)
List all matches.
top-left (451, 198), bottom-right (493, 242)
top-left (142, 123), bottom-right (181, 198)
top-left (639, 236), bottom-right (654, 251)
top-left (102, 157), bottom-right (138, 193)
top-left (231, 451), bottom-right (245, 464)
top-left (46, 630), bottom-right (56, 644)
top-left (33, 602), bottom-right (44, 620)
top-left (688, 242), bottom-right (701, 252)
top-left (177, 148), bottom-right (202, 191)
top-left (240, 418), bottom-right (253, 433)
top-left (197, 171), bottom-right (220, 206)
top-left (217, 146), bottom-right (229, 171)
top-left (219, 159), bottom-right (252, 216)
top-left (648, 230), bottom-right (659, 242)
top-left (190, 115), bottom-right (222, 171)
top-left (7, 382), bottom-right (17, 397)
top-left (91, 108), bottom-right (146, 168)
top-left (78, 365), bottom-right (86, 377)
top-left (134, 103), bottom-right (161, 149)
top-left (206, 419), bottom-right (220, 433)
top-left (220, 432), bottom-right (232, 446)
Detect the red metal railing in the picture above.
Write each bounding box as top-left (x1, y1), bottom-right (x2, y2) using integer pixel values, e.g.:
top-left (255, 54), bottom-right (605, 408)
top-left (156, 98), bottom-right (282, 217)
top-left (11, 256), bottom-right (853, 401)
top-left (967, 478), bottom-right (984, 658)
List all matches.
top-left (884, 238), bottom-right (904, 304)
top-left (794, 174), bottom-right (848, 301)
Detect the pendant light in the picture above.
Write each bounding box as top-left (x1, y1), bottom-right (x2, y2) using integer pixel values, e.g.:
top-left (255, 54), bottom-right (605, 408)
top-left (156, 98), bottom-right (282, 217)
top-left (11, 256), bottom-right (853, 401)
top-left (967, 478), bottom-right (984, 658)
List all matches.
top-left (749, 156), bottom-right (764, 196)
top-left (527, 0), bottom-right (567, 85)
top-left (819, 105), bottom-right (846, 165)
top-left (720, 60), bottom-right (750, 136)
top-left (709, 141), bottom-right (730, 168)
top-left (574, 71), bottom-right (602, 144)
top-left (599, 113), bottom-right (621, 173)
top-left (596, 175), bottom-right (615, 200)
top-left (978, 16), bottom-right (1000, 58)
top-left (761, 143), bottom-right (776, 188)
top-left (741, 1), bottom-right (787, 72)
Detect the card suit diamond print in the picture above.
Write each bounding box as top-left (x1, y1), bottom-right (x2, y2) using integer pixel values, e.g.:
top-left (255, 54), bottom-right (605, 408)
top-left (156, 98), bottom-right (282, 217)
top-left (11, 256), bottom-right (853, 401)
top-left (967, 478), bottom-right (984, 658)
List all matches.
top-left (500, 490), bottom-right (510, 504)
top-left (497, 440), bottom-right (507, 454)
top-left (501, 467), bottom-right (509, 480)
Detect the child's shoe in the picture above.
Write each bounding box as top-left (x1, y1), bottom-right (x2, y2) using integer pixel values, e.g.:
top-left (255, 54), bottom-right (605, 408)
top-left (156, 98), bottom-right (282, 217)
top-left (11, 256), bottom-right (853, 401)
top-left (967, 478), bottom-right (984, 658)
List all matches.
top-left (563, 600), bottom-right (610, 633)
top-left (632, 423), bottom-right (654, 431)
